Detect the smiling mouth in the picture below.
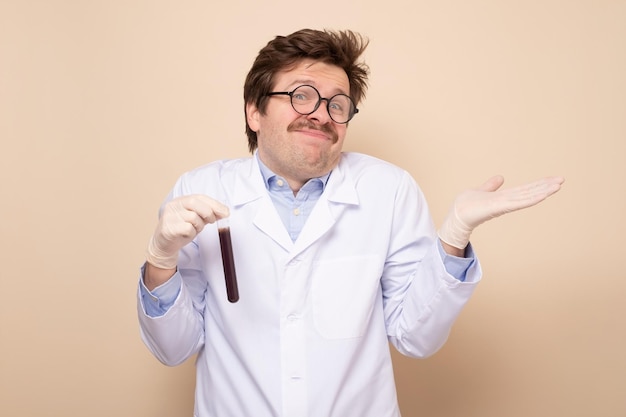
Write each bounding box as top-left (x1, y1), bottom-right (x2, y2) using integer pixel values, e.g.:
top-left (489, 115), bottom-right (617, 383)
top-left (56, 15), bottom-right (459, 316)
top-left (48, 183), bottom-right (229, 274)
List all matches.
top-left (295, 129), bottom-right (330, 140)
top-left (288, 119), bottom-right (338, 143)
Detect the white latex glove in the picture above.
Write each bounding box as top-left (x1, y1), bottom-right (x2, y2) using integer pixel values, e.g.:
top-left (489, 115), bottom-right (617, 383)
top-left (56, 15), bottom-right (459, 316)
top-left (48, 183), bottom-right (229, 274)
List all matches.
top-left (438, 175), bottom-right (565, 249)
top-left (146, 194), bottom-right (229, 269)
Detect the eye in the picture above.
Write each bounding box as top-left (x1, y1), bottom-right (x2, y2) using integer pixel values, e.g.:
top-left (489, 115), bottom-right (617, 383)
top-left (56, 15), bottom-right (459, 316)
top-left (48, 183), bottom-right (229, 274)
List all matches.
top-left (329, 102), bottom-right (343, 112)
top-left (292, 92), bottom-right (309, 102)
top-left (329, 95), bottom-right (351, 114)
top-left (292, 86), bottom-right (317, 103)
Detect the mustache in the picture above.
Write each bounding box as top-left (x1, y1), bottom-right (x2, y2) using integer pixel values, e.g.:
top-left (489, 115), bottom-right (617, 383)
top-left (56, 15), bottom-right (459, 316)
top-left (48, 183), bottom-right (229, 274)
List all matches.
top-left (287, 118), bottom-right (339, 143)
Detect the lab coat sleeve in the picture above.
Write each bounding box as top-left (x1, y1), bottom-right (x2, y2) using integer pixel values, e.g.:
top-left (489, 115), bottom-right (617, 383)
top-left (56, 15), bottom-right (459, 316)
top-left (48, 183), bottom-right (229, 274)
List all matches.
top-left (383, 172), bottom-right (482, 358)
top-left (137, 279), bottom-right (204, 365)
top-left (137, 240), bottom-right (209, 365)
top-left (136, 179), bottom-right (210, 366)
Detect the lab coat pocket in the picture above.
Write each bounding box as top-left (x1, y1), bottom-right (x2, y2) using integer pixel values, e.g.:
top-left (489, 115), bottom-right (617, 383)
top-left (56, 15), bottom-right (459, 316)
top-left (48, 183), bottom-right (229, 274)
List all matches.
top-left (311, 255), bottom-right (383, 339)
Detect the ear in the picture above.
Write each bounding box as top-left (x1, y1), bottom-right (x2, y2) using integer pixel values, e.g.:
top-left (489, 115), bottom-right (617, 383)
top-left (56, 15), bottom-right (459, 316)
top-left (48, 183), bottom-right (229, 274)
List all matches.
top-left (246, 102), bottom-right (261, 132)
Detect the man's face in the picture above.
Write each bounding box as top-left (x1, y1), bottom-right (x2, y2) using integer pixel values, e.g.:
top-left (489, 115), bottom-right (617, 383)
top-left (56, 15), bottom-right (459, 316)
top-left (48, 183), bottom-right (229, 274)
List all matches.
top-left (246, 59), bottom-right (351, 190)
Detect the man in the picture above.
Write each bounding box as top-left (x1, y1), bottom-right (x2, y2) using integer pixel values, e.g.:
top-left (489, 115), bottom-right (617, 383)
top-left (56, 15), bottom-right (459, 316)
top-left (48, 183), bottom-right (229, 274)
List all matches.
top-left (137, 29), bottom-right (563, 417)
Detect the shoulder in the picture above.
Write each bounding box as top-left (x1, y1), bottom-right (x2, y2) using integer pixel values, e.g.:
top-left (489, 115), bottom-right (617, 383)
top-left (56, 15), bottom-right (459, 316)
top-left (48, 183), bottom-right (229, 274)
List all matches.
top-left (339, 152), bottom-right (411, 182)
top-left (173, 157), bottom-right (254, 193)
top-left (187, 157), bottom-right (251, 174)
top-left (181, 157), bottom-right (252, 180)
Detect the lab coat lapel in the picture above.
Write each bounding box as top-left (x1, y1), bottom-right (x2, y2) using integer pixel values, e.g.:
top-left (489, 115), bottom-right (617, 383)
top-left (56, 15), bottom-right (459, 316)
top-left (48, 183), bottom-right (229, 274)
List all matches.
top-left (231, 155), bottom-right (359, 256)
top-left (253, 198), bottom-right (294, 251)
top-left (232, 157), bottom-right (294, 251)
top-left (292, 157), bottom-right (359, 256)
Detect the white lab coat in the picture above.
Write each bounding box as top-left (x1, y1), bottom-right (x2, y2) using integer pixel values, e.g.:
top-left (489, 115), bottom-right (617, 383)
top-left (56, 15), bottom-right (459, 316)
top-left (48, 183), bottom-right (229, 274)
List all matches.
top-left (138, 152), bottom-right (481, 417)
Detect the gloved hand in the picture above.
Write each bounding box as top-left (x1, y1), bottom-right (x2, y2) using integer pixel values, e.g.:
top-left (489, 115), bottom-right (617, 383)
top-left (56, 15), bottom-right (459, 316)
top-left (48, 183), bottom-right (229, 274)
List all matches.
top-left (438, 175), bottom-right (565, 250)
top-left (146, 194), bottom-right (229, 269)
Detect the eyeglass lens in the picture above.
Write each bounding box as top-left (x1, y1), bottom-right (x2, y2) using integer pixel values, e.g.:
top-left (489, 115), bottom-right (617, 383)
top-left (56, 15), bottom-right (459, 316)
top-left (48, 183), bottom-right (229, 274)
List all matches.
top-left (290, 85), bottom-right (355, 123)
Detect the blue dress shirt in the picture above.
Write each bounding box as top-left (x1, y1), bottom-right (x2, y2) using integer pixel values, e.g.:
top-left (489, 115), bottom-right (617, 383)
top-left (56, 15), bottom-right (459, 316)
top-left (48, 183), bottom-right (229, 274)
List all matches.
top-left (140, 154), bottom-right (475, 318)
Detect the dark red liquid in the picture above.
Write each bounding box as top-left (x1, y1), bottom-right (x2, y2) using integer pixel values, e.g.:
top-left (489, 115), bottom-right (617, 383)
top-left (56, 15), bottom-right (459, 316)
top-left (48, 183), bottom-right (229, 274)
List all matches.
top-left (218, 227), bottom-right (239, 303)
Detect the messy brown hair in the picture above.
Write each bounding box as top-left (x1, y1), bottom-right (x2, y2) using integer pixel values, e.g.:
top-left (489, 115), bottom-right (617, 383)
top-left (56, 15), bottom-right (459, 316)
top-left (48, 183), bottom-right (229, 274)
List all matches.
top-left (243, 29), bottom-right (370, 152)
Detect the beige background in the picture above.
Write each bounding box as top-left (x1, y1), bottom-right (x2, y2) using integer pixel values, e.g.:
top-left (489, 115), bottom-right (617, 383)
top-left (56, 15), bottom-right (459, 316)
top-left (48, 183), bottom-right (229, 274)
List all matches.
top-left (1, 0), bottom-right (625, 416)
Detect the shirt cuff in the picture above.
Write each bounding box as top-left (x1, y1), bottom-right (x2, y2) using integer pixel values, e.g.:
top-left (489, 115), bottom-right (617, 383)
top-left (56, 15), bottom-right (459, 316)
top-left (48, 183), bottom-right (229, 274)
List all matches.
top-left (437, 239), bottom-right (476, 282)
top-left (138, 263), bottom-right (182, 317)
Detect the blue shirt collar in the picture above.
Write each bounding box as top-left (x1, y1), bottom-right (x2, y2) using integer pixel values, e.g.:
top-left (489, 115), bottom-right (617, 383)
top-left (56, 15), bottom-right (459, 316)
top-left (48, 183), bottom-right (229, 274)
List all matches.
top-left (255, 151), bottom-right (331, 192)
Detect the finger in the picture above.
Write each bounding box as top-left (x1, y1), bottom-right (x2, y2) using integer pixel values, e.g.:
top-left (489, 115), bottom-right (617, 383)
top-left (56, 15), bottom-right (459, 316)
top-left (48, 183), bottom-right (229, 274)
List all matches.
top-left (499, 177), bottom-right (564, 212)
top-left (161, 213), bottom-right (198, 239)
top-left (180, 194), bottom-right (230, 224)
top-left (175, 210), bottom-right (209, 236)
top-left (516, 177), bottom-right (564, 200)
top-left (477, 175), bottom-right (505, 192)
top-left (542, 176), bottom-right (565, 188)
top-left (190, 218), bottom-right (204, 233)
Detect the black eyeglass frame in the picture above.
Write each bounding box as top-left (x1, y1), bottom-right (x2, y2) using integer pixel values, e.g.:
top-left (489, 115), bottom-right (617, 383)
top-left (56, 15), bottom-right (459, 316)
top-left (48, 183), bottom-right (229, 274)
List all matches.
top-left (265, 84), bottom-right (359, 124)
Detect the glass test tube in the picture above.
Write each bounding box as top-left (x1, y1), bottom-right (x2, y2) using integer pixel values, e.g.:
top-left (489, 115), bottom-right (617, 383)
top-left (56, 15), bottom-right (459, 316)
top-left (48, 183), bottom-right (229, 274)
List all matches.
top-left (217, 216), bottom-right (239, 303)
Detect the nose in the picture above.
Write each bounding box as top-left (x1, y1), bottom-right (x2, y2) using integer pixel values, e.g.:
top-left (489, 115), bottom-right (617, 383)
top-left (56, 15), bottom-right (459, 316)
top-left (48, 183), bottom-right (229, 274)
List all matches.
top-left (306, 99), bottom-right (332, 124)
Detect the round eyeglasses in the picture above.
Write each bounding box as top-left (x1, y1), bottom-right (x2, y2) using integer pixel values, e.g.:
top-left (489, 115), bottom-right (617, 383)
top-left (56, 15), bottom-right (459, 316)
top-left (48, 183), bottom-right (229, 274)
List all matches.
top-left (266, 84), bottom-right (359, 124)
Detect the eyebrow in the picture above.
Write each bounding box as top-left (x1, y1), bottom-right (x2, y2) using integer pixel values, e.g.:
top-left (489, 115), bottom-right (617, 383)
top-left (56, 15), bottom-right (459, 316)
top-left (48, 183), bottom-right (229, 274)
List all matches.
top-left (285, 80), bottom-right (349, 96)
